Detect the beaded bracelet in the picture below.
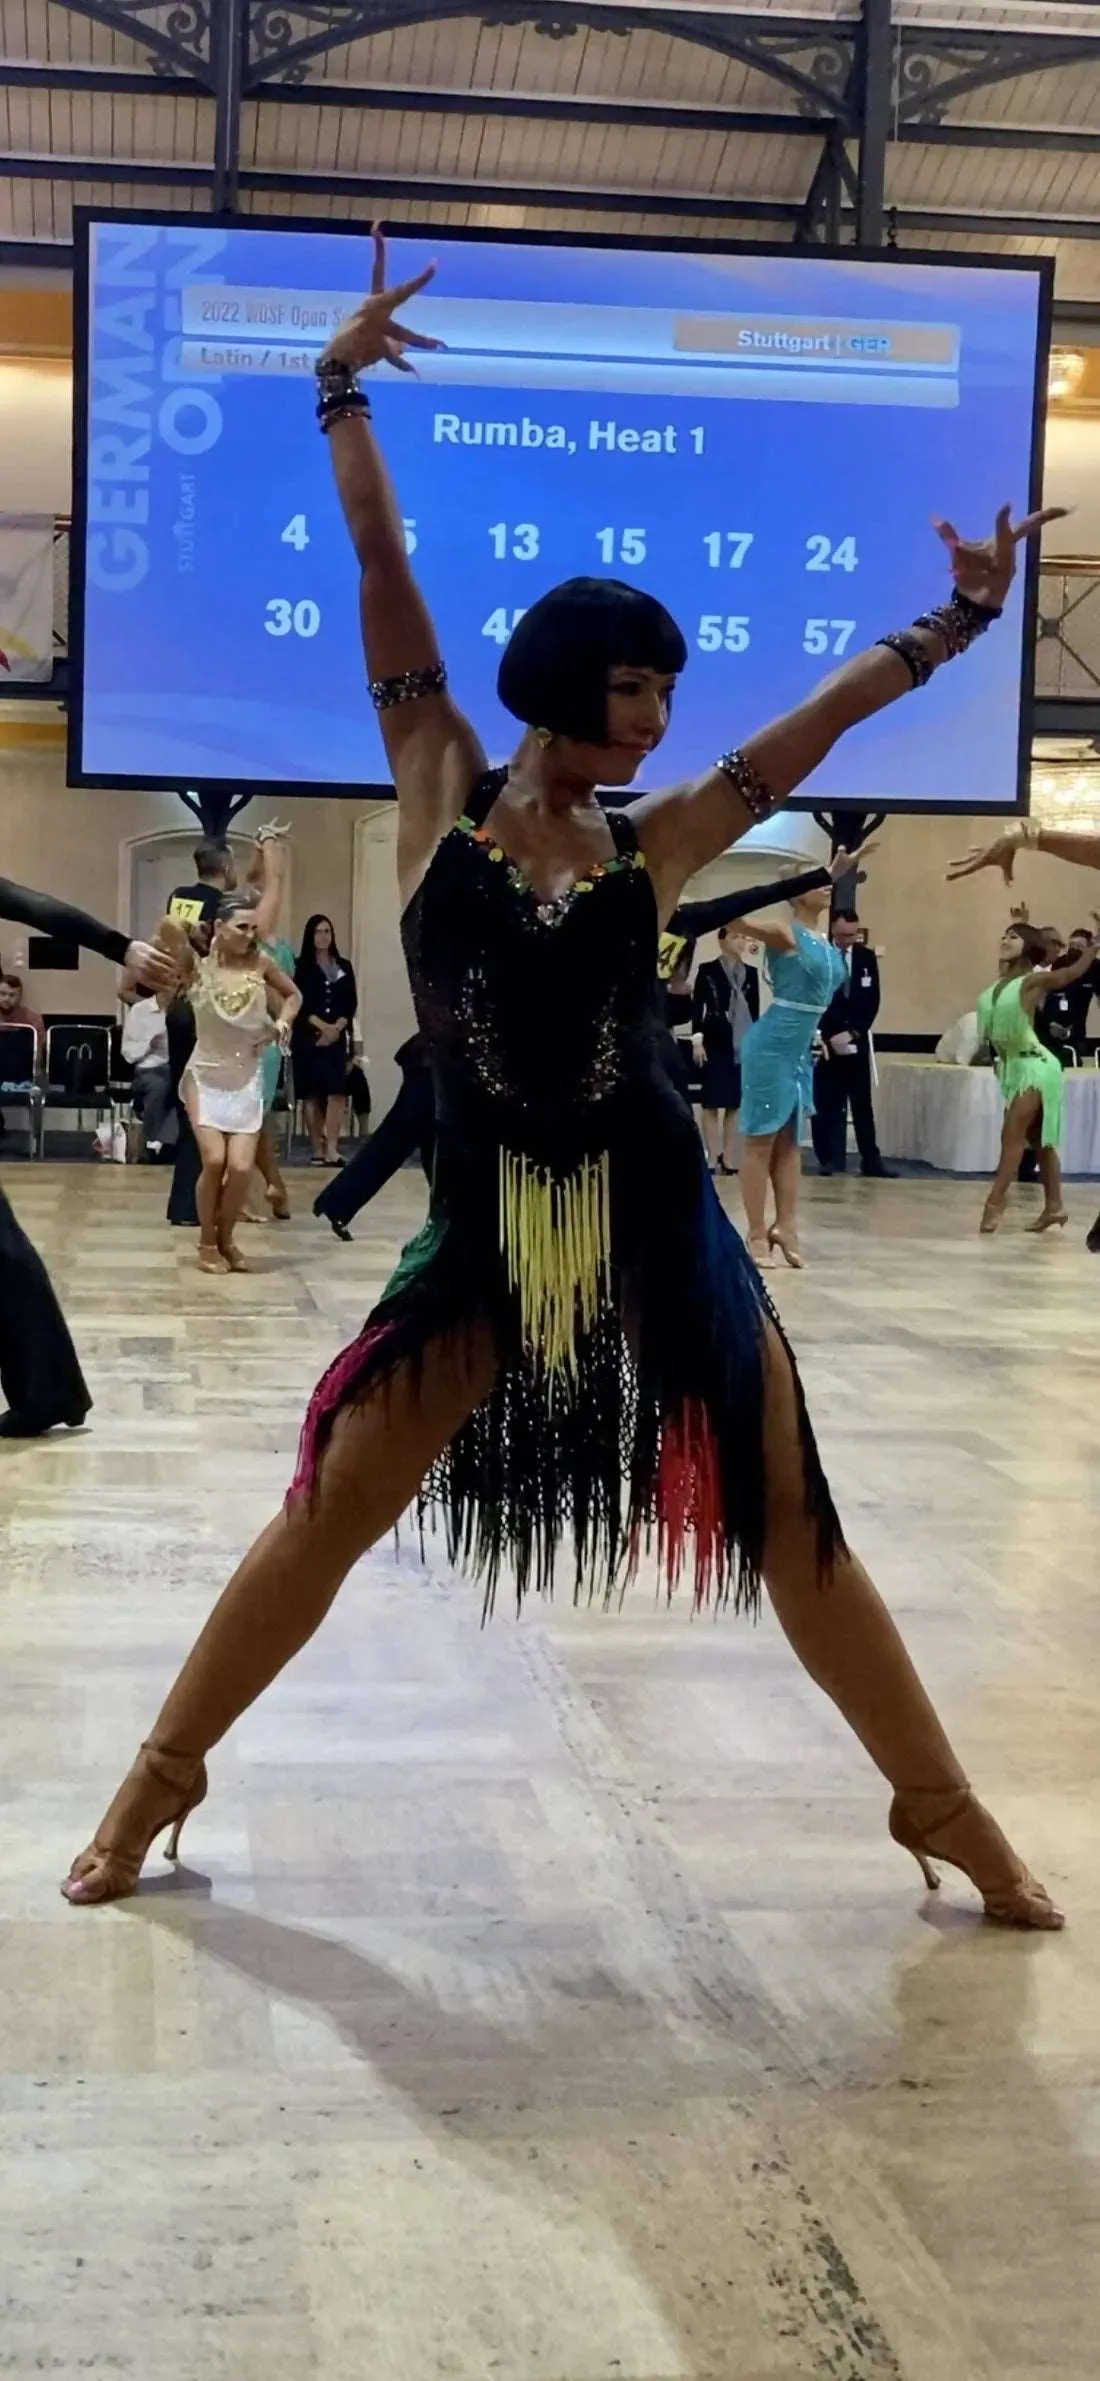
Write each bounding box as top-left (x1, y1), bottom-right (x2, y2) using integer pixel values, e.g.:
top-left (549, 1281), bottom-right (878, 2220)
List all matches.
top-left (877, 588), bottom-right (1002, 684)
top-left (714, 747), bottom-right (779, 823)
top-left (315, 356), bottom-right (372, 434)
top-left (369, 661), bottom-right (448, 711)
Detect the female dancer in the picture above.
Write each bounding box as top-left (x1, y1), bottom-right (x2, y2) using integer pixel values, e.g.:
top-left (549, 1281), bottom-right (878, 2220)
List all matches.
top-left (737, 879), bottom-right (844, 1269)
top-left (242, 838), bottom-right (295, 1222)
top-left (62, 243), bottom-right (1062, 1929)
top-left (0, 876), bottom-right (169, 1435)
top-left (976, 920), bottom-right (1100, 1234)
top-left (293, 915), bottom-right (358, 1165)
top-left (162, 898), bottom-right (299, 1273)
top-left (950, 823), bottom-right (1100, 1246)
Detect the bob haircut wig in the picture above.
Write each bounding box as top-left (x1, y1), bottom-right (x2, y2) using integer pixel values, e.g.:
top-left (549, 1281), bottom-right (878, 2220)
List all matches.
top-left (497, 575), bottom-right (687, 743)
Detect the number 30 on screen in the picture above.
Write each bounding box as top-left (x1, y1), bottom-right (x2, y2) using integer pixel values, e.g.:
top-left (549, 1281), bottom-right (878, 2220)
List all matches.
top-left (265, 598), bottom-right (321, 639)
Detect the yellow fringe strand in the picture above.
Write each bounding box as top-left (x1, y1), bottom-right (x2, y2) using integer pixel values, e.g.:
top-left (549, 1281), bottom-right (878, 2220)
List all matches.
top-left (499, 1148), bottom-right (612, 1382)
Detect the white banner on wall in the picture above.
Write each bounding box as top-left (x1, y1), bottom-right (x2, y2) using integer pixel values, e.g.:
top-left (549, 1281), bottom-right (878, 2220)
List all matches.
top-left (0, 513), bottom-right (53, 682)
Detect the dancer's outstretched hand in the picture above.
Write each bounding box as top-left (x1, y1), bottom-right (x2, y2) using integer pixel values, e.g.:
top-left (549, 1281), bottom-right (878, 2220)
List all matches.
top-left (829, 837), bottom-right (878, 881)
top-left (932, 502), bottom-right (1067, 610)
top-left (123, 937), bottom-right (178, 990)
top-left (320, 227), bottom-right (443, 377)
top-left (945, 828), bottom-right (1023, 885)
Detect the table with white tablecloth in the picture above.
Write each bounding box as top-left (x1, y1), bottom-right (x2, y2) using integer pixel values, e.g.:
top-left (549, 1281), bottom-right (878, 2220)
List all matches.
top-left (874, 1058), bottom-right (1100, 1176)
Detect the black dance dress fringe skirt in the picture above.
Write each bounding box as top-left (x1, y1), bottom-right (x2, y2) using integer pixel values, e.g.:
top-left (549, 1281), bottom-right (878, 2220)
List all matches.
top-left (289, 1151), bottom-right (842, 1619)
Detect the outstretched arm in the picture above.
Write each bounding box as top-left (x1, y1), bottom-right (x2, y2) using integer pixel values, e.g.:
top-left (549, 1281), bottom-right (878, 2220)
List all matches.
top-left (0, 873), bottom-right (174, 990)
top-left (633, 506), bottom-right (1060, 919)
top-left (669, 867), bottom-right (827, 939)
top-left (948, 822), bottom-right (1100, 884)
top-left (319, 234), bottom-right (485, 902)
top-left (667, 838), bottom-right (871, 938)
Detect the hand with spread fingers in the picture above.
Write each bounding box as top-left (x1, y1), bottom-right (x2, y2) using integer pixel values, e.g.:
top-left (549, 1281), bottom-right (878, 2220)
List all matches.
top-left (932, 501), bottom-right (1068, 612)
top-left (320, 227), bottom-right (444, 378)
top-left (945, 825), bottom-right (1028, 886)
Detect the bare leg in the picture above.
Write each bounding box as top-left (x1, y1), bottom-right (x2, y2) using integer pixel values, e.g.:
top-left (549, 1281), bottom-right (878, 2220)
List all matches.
top-left (758, 1323), bottom-right (1061, 1926)
top-left (1027, 1141), bottom-right (1067, 1231)
top-left (769, 1120), bottom-right (804, 1267)
top-left (700, 1108), bottom-right (721, 1170)
top-left (254, 1124), bottom-right (290, 1218)
top-left (188, 1103), bottom-right (229, 1270)
top-left (63, 1324), bottom-right (498, 1902)
top-left (217, 1134), bottom-right (261, 1267)
top-left (720, 1108), bottom-right (738, 1171)
top-left (323, 1094), bottom-right (347, 1163)
top-left (305, 1096), bottom-right (325, 1160)
top-left (982, 1089), bottom-right (1041, 1229)
top-left (739, 1130), bottom-right (776, 1265)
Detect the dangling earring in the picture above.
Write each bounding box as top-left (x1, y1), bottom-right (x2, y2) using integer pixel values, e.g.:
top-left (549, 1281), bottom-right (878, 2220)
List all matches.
top-left (534, 726), bottom-right (554, 749)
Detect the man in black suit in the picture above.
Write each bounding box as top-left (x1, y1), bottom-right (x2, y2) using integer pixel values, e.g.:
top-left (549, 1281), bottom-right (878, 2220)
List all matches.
top-left (811, 911), bottom-right (896, 1178)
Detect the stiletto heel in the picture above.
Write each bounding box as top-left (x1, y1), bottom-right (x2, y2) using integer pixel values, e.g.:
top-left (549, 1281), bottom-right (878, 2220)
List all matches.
top-left (768, 1224), bottom-right (805, 1270)
top-left (1025, 1208), bottom-right (1067, 1234)
top-left (747, 1231), bottom-right (776, 1270)
top-left (62, 1744), bottom-right (207, 1905)
top-left (889, 1787), bottom-right (1064, 1929)
top-left (979, 1198), bottom-right (1006, 1235)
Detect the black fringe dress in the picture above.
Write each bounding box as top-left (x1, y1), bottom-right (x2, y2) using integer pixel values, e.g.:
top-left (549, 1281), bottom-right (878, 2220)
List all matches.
top-left (291, 770), bottom-right (840, 1612)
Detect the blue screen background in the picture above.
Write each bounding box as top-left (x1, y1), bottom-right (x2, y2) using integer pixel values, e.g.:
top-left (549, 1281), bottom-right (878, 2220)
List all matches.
top-left (76, 219), bottom-right (1043, 807)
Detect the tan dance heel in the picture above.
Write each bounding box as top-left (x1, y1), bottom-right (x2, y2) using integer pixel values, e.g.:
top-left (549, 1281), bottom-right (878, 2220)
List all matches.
top-left (979, 1198), bottom-right (1006, 1235)
top-left (265, 1183), bottom-right (291, 1221)
top-left (1025, 1208), bottom-right (1068, 1234)
top-left (197, 1242), bottom-right (229, 1273)
top-left (62, 1744), bottom-right (208, 1906)
top-left (747, 1232), bottom-right (776, 1270)
top-left (889, 1788), bottom-right (1064, 1929)
top-left (768, 1224), bottom-right (805, 1270)
top-left (219, 1241), bottom-right (251, 1273)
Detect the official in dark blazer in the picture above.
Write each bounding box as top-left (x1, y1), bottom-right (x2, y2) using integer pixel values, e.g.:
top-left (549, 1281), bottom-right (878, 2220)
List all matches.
top-left (811, 911), bottom-right (895, 1177)
top-left (692, 926), bottom-right (760, 1173)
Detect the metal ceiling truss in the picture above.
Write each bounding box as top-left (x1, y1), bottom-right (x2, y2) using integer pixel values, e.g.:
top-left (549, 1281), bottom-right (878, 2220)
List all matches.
top-left (14, 0), bottom-right (1100, 248)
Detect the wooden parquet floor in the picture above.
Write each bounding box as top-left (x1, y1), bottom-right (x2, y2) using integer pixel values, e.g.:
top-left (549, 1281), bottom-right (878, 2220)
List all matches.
top-left (1, 1160), bottom-right (1098, 2380)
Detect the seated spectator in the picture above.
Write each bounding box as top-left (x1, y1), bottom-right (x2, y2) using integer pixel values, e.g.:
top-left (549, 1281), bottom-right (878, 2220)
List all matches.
top-left (0, 971), bottom-right (45, 1054)
top-left (121, 989), bottom-right (176, 1157)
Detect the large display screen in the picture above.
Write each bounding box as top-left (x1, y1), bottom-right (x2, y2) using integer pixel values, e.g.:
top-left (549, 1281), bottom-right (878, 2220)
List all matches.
top-left (70, 213), bottom-right (1050, 809)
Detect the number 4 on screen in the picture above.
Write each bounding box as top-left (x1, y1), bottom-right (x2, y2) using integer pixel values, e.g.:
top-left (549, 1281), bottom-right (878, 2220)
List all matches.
top-left (281, 514), bottom-right (310, 550)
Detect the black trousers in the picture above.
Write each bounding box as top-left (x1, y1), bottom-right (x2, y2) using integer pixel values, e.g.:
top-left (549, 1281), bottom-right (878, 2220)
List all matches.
top-left (314, 1070), bottom-right (435, 1228)
top-left (811, 1046), bottom-right (883, 1172)
top-left (0, 1183), bottom-right (91, 1425)
top-left (166, 1098), bottom-right (201, 1225)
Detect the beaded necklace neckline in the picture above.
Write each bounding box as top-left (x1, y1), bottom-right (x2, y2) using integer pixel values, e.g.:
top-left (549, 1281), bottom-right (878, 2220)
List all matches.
top-left (456, 811), bottom-right (645, 929)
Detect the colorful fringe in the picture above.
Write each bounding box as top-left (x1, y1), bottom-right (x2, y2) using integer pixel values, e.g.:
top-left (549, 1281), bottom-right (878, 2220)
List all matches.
top-left (499, 1148), bottom-right (611, 1384)
top-left (288, 1166), bottom-right (842, 1622)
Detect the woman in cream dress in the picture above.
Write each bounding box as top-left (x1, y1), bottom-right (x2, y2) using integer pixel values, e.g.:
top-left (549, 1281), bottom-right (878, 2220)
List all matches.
top-left (162, 898), bottom-right (299, 1272)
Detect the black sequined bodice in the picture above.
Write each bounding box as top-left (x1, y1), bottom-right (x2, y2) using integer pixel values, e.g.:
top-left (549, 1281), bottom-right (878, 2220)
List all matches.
top-left (402, 771), bottom-right (684, 1177)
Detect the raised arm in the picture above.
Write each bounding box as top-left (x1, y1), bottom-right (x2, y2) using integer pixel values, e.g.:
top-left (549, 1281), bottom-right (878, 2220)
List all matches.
top-left (249, 829), bottom-right (288, 945)
top-left (318, 233), bottom-right (485, 901)
top-left (1019, 935), bottom-right (1100, 1011)
top-left (633, 506), bottom-right (1061, 919)
top-left (730, 916), bottom-right (798, 953)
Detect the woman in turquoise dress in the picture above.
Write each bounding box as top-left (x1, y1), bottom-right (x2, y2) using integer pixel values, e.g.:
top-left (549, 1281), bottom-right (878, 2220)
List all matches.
top-left (976, 919), bottom-right (1099, 1234)
top-left (738, 880), bottom-right (845, 1268)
